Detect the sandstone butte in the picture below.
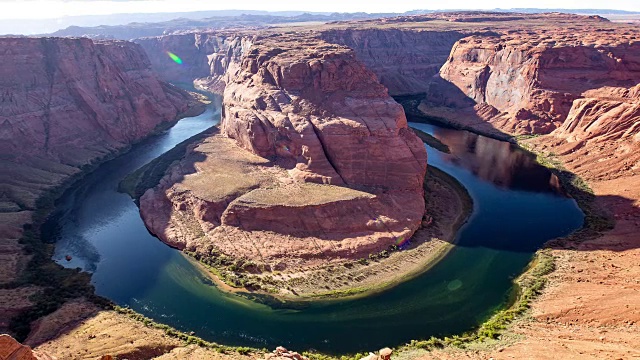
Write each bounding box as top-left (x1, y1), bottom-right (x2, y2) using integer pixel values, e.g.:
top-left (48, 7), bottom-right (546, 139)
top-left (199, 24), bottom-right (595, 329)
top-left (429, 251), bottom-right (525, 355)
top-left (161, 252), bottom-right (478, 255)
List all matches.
top-left (0, 37), bottom-right (198, 334)
top-left (0, 11), bottom-right (639, 360)
top-left (138, 34), bottom-right (428, 270)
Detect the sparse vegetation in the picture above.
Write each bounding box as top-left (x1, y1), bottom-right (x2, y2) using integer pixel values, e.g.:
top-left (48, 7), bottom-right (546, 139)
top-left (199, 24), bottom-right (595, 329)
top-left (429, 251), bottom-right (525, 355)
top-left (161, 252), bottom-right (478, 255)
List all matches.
top-left (7, 171), bottom-right (109, 340)
top-left (404, 250), bottom-right (556, 351)
top-left (112, 305), bottom-right (261, 356)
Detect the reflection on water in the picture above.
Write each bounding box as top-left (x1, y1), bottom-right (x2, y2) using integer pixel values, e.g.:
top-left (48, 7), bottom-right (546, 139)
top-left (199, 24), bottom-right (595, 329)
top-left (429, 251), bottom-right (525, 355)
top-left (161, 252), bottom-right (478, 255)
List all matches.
top-left (45, 104), bottom-right (584, 354)
top-left (432, 125), bottom-right (563, 194)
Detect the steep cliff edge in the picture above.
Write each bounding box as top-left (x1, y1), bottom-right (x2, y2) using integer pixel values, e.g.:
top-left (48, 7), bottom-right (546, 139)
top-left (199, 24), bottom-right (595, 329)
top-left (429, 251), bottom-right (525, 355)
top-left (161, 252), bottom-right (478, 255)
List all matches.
top-left (526, 84), bottom-right (640, 181)
top-left (138, 34), bottom-right (428, 277)
top-left (0, 37), bottom-right (195, 213)
top-left (0, 36), bottom-right (198, 334)
top-left (430, 29), bottom-right (640, 135)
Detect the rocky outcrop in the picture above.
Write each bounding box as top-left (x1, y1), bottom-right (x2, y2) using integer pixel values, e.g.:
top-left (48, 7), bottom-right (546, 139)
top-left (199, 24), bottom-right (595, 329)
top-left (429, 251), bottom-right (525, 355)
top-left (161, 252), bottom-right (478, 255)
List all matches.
top-left (0, 335), bottom-right (54, 360)
top-left (429, 27), bottom-right (640, 135)
top-left (139, 34), bottom-right (427, 268)
top-left (528, 84), bottom-right (640, 181)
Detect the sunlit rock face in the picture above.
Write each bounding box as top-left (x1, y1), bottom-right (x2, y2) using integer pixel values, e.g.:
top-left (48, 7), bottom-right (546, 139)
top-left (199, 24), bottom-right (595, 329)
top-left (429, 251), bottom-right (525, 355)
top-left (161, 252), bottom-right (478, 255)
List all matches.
top-left (138, 34), bottom-right (428, 268)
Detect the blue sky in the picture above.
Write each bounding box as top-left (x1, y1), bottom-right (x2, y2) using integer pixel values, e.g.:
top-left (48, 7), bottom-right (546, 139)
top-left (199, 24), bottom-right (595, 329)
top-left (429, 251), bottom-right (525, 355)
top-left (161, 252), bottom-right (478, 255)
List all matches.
top-left (1, 0), bottom-right (639, 19)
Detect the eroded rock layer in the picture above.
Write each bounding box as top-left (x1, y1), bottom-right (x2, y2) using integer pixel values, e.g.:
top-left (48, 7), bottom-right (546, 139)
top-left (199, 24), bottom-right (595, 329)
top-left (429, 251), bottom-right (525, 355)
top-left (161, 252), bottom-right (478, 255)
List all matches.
top-left (0, 36), bottom-right (196, 333)
top-left (434, 29), bottom-right (640, 135)
top-left (528, 84), bottom-right (640, 181)
top-left (139, 35), bottom-right (427, 268)
top-left (0, 37), bottom-right (194, 212)
top-left (0, 334), bottom-right (53, 360)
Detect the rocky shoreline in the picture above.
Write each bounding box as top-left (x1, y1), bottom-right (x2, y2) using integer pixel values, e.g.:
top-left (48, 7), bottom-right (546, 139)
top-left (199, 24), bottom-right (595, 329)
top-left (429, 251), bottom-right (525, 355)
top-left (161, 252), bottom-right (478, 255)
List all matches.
top-left (168, 165), bottom-right (472, 302)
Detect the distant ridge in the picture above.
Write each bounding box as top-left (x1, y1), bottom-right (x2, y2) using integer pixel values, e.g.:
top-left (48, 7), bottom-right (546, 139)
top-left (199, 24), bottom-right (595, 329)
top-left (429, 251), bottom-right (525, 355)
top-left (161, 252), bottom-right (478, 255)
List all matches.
top-left (503, 8), bottom-right (640, 14)
top-left (2, 8), bottom-right (638, 36)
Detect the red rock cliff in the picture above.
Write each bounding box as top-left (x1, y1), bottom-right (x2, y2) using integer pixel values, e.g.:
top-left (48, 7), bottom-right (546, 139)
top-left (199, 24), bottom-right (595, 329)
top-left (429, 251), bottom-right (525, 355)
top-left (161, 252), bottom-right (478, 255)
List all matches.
top-left (0, 37), bottom-right (195, 325)
top-left (0, 37), bottom-right (193, 210)
top-left (221, 35), bottom-right (426, 188)
top-left (138, 34), bottom-right (428, 268)
top-left (433, 27), bottom-right (640, 135)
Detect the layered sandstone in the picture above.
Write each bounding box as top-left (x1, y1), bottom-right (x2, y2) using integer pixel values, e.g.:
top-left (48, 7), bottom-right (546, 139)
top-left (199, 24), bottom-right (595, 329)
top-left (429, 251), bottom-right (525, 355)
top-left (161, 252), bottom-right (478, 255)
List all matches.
top-left (431, 29), bottom-right (640, 135)
top-left (0, 37), bottom-right (197, 334)
top-left (0, 335), bottom-right (53, 360)
top-left (139, 35), bottom-right (427, 269)
top-left (0, 37), bottom-right (194, 212)
top-left (527, 84), bottom-right (640, 181)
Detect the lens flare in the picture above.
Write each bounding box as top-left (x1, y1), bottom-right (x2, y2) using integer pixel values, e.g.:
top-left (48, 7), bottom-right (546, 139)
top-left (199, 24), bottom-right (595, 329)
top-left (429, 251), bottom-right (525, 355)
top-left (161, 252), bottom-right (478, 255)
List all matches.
top-left (167, 51), bottom-right (183, 65)
top-left (395, 235), bottom-right (411, 248)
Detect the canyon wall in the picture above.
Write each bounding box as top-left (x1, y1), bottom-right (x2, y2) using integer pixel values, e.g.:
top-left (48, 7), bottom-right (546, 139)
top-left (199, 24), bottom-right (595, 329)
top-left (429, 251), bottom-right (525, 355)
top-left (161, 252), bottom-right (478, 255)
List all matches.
top-left (0, 37), bottom-right (196, 332)
top-left (138, 34), bottom-right (428, 269)
top-left (0, 37), bottom-right (195, 211)
top-left (433, 31), bottom-right (640, 134)
top-left (421, 26), bottom-right (640, 181)
top-left (135, 33), bottom-right (252, 91)
top-left (318, 29), bottom-right (467, 95)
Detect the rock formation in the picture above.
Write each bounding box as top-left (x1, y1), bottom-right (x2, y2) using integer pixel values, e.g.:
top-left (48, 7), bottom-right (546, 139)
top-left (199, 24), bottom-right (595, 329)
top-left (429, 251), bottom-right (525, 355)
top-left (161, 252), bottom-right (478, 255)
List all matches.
top-left (0, 335), bottom-right (54, 360)
top-left (529, 83), bottom-right (640, 181)
top-left (0, 36), bottom-right (197, 333)
top-left (139, 34), bottom-right (427, 269)
top-left (0, 37), bottom-right (195, 212)
top-left (433, 29), bottom-right (640, 135)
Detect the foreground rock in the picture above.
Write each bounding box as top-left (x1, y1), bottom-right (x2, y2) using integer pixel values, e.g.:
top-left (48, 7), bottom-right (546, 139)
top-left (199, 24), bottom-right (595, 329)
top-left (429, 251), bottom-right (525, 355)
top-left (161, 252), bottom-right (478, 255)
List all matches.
top-left (0, 335), bottom-right (53, 360)
top-left (139, 34), bottom-right (427, 273)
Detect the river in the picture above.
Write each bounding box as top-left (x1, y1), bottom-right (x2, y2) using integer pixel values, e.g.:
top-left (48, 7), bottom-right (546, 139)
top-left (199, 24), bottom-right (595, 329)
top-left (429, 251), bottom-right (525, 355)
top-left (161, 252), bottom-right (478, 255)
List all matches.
top-left (45, 98), bottom-right (583, 354)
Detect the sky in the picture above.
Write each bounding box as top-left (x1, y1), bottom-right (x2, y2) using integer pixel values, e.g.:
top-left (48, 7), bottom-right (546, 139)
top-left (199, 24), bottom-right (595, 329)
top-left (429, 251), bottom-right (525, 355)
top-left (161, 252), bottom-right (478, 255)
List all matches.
top-left (1, 0), bottom-right (639, 20)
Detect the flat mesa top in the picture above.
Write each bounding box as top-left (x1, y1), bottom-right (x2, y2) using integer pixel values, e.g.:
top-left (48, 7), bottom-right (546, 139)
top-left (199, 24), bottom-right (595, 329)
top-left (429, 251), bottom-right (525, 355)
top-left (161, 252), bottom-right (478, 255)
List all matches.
top-left (263, 12), bottom-right (639, 47)
top-left (177, 134), bottom-right (374, 207)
